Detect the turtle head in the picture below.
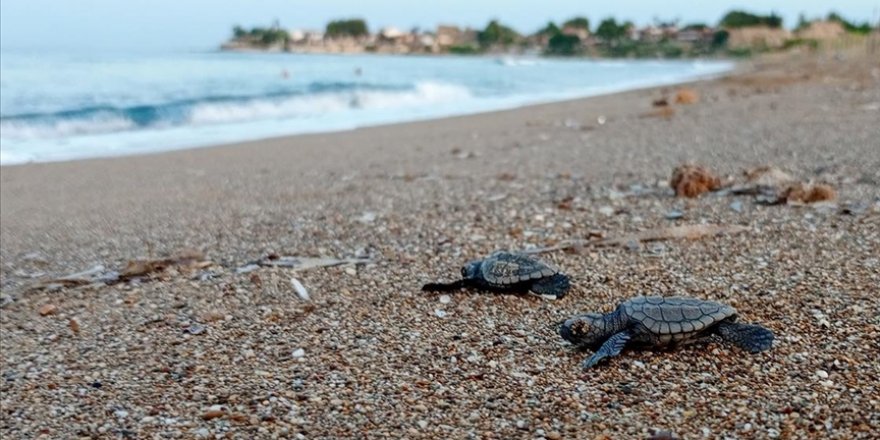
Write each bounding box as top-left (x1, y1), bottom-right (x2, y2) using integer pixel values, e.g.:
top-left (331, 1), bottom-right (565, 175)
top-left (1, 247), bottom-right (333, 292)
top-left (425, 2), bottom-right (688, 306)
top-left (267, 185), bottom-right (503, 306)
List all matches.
top-left (460, 260), bottom-right (481, 280)
top-left (559, 313), bottom-right (608, 348)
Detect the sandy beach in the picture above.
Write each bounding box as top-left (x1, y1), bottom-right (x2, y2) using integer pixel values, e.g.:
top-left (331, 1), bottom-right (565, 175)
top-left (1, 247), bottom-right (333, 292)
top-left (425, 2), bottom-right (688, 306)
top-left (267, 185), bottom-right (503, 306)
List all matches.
top-left (1, 51), bottom-right (879, 439)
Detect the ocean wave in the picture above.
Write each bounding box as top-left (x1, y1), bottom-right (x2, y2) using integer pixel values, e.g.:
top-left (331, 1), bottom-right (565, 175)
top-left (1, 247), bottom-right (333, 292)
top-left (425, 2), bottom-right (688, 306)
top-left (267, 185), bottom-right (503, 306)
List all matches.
top-left (0, 81), bottom-right (466, 140)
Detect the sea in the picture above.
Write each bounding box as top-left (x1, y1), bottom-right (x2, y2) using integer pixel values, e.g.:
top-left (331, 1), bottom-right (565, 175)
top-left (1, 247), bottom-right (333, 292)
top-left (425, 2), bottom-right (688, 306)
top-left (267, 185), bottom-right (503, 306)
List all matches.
top-left (0, 50), bottom-right (733, 165)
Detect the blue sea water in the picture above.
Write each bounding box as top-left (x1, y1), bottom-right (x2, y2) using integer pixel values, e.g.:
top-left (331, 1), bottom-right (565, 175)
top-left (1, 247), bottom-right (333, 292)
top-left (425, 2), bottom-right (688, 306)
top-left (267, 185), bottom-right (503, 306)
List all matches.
top-left (0, 50), bottom-right (732, 164)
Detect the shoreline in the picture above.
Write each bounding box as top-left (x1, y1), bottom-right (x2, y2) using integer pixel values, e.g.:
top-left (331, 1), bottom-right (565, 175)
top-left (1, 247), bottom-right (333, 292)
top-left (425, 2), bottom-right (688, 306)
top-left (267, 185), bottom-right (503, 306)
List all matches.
top-left (0, 58), bottom-right (734, 167)
top-left (2, 51), bottom-right (879, 438)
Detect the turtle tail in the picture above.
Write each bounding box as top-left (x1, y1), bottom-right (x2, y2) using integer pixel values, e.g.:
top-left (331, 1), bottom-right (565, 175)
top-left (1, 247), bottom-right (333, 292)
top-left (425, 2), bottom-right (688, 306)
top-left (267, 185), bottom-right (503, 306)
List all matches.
top-left (421, 280), bottom-right (469, 292)
top-left (529, 274), bottom-right (571, 300)
top-left (717, 321), bottom-right (774, 353)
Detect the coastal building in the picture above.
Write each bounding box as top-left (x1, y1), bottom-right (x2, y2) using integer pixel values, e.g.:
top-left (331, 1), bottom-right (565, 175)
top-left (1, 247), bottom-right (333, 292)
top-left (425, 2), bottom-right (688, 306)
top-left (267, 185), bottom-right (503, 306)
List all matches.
top-left (435, 25), bottom-right (478, 48)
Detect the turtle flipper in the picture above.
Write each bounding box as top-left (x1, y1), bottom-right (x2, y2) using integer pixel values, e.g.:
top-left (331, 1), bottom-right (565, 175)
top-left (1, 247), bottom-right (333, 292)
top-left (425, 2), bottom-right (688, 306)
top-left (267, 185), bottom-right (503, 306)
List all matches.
top-left (529, 274), bottom-right (571, 300)
top-left (716, 321), bottom-right (774, 353)
top-left (582, 331), bottom-right (631, 369)
top-left (421, 280), bottom-right (469, 292)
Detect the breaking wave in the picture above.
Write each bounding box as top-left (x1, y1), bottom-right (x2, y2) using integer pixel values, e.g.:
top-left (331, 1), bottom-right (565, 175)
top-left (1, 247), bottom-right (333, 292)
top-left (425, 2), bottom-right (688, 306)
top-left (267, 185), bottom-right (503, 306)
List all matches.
top-left (0, 81), bottom-right (472, 141)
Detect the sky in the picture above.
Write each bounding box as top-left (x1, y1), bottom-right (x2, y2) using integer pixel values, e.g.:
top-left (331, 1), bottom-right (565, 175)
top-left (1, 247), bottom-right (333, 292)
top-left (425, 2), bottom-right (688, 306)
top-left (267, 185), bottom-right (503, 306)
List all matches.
top-left (1, 0), bottom-right (877, 51)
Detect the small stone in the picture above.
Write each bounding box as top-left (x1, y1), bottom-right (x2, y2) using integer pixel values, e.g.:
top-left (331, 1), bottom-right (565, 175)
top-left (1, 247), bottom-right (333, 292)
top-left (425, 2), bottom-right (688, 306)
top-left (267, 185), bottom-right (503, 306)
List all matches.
top-left (417, 420), bottom-right (429, 429)
top-left (292, 348), bottom-right (306, 358)
top-left (195, 428), bottom-right (210, 438)
top-left (730, 200), bottom-right (744, 213)
top-left (664, 210), bottom-right (684, 220)
top-left (69, 318), bottom-right (81, 334)
top-left (38, 304), bottom-right (57, 316)
top-left (201, 410), bottom-right (225, 421)
top-left (598, 206), bottom-right (615, 216)
top-left (114, 409), bottom-right (129, 419)
top-left (357, 212), bottom-right (377, 223)
top-left (439, 295), bottom-right (451, 304)
top-left (815, 370), bottom-right (829, 379)
top-left (547, 431), bottom-right (562, 440)
top-left (434, 309), bottom-right (447, 318)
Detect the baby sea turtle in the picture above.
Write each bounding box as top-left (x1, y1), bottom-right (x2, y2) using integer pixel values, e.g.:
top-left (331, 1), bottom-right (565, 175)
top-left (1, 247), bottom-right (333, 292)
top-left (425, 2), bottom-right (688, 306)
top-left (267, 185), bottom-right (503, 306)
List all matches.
top-left (559, 296), bottom-right (774, 368)
top-left (422, 251), bottom-right (570, 299)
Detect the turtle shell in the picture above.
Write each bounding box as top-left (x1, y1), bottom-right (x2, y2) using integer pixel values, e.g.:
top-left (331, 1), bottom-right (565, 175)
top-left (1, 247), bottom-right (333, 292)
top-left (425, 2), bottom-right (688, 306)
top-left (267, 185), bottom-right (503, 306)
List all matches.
top-left (480, 252), bottom-right (559, 286)
top-left (622, 296), bottom-right (736, 336)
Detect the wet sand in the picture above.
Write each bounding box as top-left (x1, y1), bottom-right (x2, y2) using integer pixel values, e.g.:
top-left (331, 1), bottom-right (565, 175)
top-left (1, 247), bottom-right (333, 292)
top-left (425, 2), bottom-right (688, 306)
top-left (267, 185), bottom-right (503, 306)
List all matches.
top-left (2, 52), bottom-right (879, 438)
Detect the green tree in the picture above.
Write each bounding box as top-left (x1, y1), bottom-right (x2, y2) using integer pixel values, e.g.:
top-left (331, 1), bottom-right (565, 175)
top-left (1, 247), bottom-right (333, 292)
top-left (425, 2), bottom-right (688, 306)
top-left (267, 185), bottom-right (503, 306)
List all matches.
top-left (595, 18), bottom-right (627, 41)
top-left (681, 23), bottom-right (709, 31)
top-left (827, 12), bottom-right (873, 34)
top-left (719, 10), bottom-right (782, 28)
top-left (547, 33), bottom-right (581, 55)
top-left (536, 21), bottom-right (561, 37)
top-left (326, 19), bottom-right (369, 38)
top-left (232, 25), bottom-right (247, 38)
top-left (711, 30), bottom-right (730, 48)
top-left (563, 17), bottom-right (590, 31)
top-left (478, 20), bottom-right (520, 47)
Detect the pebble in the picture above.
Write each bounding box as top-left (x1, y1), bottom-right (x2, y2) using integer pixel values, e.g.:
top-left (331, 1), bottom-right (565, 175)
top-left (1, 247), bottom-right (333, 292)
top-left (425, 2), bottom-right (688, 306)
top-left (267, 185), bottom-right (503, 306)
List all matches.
top-left (815, 370), bottom-right (829, 379)
top-left (664, 210), bottom-right (684, 219)
top-left (598, 206), bottom-right (615, 216)
top-left (292, 348), bottom-right (306, 358)
top-left (439, 295), bottom-right (451, 304)
top-left (417, 420), bottom-right (429, 429)
top-left (38, 304), bottom-right (57, 316)
top-left (730, 200), bottom-right (744, 213)
top-left (434, 309), bottom-right (447, 318)
top-left (187, 324), bottom-right (206, 335)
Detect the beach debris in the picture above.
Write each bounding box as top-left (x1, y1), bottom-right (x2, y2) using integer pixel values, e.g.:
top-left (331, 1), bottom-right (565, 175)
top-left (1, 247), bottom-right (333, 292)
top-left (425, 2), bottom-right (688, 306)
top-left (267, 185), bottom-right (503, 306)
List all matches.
top-left (35, 264), bottom-right (112, 289)
top-left (525, 224), bottom-right (748, 254)
top-left (357, 211), bottom-right (378, 223)
top-left (731, 166), bottom-right (796, 194)
top-left (597, 115), bottom-right (607, 125)
top-left (120, 249), bottom-right (212, 281)
top-left (291, 278), bottom-right (310, 301)
top-left (652, 97), bottom-right (669, 107)
top-left (670, 164), bottom-right (722, 198)
top-left (235, 264), bottom-right (260, 274)
top-left (245, 255), bottom-right (374, 271)
top-left (593, 224), bottom-right (748, 247)
top-left (782, 182), bottom-right (837, 204)
top-left (38, 304), bottom-right (57, 316)
top-left (640, 107), bottom-right (676, 119)
top-left (675, 88), bottom-right (699, 104)
top-left (28, 250), bottom-right (212, 292)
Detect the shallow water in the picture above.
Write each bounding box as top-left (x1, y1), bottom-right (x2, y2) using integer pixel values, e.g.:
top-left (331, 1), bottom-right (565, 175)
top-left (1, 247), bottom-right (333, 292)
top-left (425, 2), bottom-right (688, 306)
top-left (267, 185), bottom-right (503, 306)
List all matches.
top-left (0, 50), bottom-right (732, 164)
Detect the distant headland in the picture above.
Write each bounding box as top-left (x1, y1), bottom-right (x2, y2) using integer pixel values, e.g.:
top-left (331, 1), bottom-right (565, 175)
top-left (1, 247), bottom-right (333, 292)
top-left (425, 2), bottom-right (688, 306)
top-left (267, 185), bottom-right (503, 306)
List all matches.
top-left (221, 10), bottom-right (877, 58)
